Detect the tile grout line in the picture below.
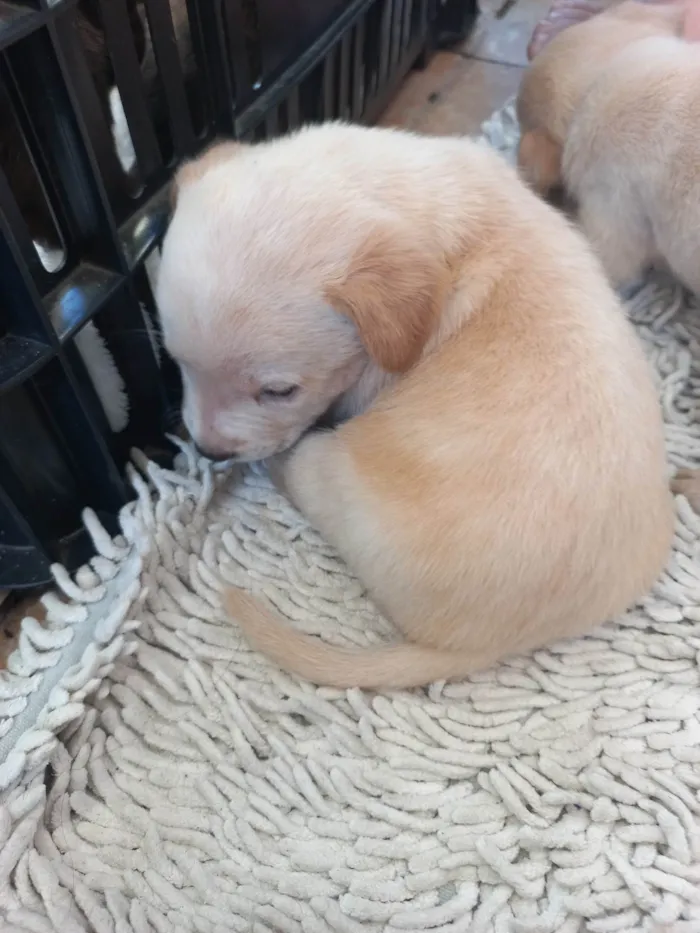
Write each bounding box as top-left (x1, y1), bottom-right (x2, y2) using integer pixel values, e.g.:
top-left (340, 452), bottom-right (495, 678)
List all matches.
top-left (453, 48), bottom-right (527, 69)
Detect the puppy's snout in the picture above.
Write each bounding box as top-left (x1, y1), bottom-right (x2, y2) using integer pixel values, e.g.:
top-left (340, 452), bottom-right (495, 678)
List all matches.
top-left (193, 442), bottom-right (236, 462)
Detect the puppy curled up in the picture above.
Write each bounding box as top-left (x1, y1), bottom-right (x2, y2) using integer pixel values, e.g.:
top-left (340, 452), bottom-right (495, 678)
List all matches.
top-left (157, 123), bottom-right (673, 689)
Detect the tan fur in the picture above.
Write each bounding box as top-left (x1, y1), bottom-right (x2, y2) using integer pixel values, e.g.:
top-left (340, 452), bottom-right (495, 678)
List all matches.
top-left (517, 1), bottom-right (685, 182)
top-left (157, 123), bottom-right (673, 689)
top-left (516, 1), bottom-right (700, 292)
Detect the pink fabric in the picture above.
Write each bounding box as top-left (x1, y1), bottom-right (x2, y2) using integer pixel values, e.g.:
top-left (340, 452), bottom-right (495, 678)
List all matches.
top-left (683, 0), bottom-right (700, 40)
top-left (528, 0), bottom-right (686, 61)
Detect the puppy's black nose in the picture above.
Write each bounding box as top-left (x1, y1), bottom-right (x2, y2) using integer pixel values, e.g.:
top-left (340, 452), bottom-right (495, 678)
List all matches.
top-left (193, 442), bottom-right (235, 462)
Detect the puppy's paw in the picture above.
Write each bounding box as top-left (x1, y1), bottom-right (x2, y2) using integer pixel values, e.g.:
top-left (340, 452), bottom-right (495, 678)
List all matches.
top-left (671, 468), bottom-right (700, 513)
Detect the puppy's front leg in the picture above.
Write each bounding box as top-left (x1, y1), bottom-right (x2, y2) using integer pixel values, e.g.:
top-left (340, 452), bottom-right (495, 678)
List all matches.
top-left (264, 428), bottom-right (401, 633)
top-left (265, 428), bottom-right (335, 511)
top-left (265, 408), bottom-right (344, 503)
top-left (266, 431), bottom-right (346, 540)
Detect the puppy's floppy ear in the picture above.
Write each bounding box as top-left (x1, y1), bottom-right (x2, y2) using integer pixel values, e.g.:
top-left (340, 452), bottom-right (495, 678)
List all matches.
top-left (170, 140), bottom-right (247, 211)
top-left (518, 129), bottom-right (562, 197)
top-left (325, 226), bottom-right (445, 374)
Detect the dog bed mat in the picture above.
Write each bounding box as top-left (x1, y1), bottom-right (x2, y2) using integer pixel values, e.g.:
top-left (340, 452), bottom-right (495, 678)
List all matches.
top-left (1, 104), bottom-right (700, 933)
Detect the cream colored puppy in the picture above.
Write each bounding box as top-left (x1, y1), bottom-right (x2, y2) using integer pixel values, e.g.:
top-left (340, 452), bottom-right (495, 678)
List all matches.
top-left (516, 1), bottom-right (700, 293)
top-left (157, 123), bottom-right (673, 689)
top-left (516, 2), bottom-right (685, 199)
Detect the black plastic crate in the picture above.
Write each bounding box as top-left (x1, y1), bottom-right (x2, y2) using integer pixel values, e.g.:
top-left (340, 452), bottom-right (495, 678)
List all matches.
top-left (0, 0), bottom-right (477, 590)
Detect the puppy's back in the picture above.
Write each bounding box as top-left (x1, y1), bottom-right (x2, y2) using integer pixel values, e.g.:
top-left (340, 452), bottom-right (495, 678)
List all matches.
top-left (571, 37), bottom-right (700, 169)
top-left (321, 177), bottom-right (671, 669)
top-left (563, 35), bottom-right (700, 289)
top-left (517, 1), bottom-right (682, 144)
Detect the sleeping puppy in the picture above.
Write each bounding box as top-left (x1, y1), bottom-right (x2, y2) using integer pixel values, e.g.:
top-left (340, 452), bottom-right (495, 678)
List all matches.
top-left (516, 0), bottom-right (700, 293)
top-left (157, 123), bottom-right (673, 689)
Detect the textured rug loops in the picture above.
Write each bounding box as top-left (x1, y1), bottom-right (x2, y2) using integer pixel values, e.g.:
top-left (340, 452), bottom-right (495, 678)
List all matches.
top-left (1, 105), bottom-right (700, 932)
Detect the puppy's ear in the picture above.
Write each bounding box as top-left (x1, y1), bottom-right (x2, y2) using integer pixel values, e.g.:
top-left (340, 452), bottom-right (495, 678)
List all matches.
top-left (170, 140), bottom-right (247, 211)
top-left (326, 227), bottom-right (445, 374)
top-left (517, 129), bottom-right (562, 197)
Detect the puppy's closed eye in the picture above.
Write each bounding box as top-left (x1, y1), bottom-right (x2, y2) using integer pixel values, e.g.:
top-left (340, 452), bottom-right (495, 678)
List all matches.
top-left (258, 385), bottom-right (300, 402)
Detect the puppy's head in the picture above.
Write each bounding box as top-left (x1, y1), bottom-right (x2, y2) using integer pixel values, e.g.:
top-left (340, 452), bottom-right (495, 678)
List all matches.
top-left (157, 133), bottom-right (443, 462)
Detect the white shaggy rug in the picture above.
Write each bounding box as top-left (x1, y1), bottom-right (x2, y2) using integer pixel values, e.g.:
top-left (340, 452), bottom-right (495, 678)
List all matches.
top-left (2, 105), bottom-right (700, 933)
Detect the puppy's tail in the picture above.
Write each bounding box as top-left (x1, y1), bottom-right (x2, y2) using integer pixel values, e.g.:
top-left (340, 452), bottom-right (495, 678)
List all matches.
top-left (225, 588), bottom-right (486, 689)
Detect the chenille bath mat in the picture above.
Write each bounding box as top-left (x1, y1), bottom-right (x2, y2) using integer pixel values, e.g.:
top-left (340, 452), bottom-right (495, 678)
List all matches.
top-left (1, 105), bottom-right (700, 933)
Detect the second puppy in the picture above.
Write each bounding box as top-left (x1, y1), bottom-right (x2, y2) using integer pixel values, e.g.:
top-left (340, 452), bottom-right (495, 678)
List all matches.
top-left (517, 0), bottom-right (700, 292)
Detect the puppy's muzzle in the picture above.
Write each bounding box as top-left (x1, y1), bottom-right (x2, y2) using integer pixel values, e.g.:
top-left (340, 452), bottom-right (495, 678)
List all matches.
top-left (193, 442), bottom-right (236, 462)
